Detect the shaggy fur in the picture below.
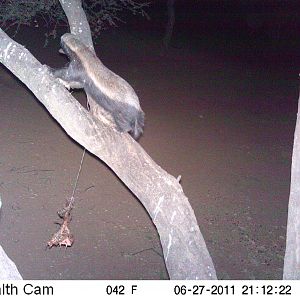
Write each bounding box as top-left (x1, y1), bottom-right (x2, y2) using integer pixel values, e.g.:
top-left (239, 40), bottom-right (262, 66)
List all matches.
top-left (50, 33), bottom-right (144, 139)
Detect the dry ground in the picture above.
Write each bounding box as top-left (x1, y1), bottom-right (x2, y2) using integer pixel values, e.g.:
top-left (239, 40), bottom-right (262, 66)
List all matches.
top-left (0, 23), bottom-right (297, 279)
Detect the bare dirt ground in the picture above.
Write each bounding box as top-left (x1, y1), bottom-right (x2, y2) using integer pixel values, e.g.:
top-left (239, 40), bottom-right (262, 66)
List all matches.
top-left (0, 20), bottom-right (298, 279)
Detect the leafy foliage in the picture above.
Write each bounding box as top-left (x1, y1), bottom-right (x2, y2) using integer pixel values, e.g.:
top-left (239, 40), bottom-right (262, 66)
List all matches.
top-left (0, 0), bottom-right (150, 37)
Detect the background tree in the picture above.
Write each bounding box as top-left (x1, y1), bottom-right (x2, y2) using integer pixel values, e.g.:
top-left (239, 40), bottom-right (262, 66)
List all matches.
top-left (283, 91), bottom-right (300, 279)
top-left (162, 0), bottom-right (175, 53)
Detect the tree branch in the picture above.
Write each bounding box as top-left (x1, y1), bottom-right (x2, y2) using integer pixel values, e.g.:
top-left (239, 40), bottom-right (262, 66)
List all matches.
top-left (0, 1), bottom-right (217, 279)
top-left (59, 0), bottom-right (94, 51)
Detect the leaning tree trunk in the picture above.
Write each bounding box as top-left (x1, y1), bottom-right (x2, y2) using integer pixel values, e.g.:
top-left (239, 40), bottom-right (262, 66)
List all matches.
top-left (0, 0), bottom-right (217, 280)
top-left (283, 90), bottom-right (300, 279)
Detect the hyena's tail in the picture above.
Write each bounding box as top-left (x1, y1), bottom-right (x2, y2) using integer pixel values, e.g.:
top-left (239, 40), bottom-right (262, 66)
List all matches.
top-left (131, 110), bottom-right (145, 140)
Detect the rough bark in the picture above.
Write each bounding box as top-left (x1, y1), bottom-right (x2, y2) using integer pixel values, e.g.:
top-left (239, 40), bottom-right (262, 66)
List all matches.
top-left (59, 0), bottom-right (94, 51)
top-left (283, 91), bottom-right (300, 279)
top-left (0, 0), bottom-right (217, 279)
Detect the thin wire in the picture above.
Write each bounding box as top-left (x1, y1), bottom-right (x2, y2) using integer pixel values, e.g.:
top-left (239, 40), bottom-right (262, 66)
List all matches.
top-left (70, 148), bottom-right (86, 201)
top-left (70, 98), bottom-right (90, 202)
